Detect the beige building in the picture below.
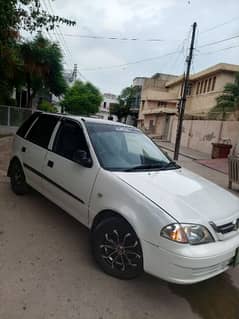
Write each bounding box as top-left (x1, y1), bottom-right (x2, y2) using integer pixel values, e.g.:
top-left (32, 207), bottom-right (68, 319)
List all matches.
top-left (138, 73), bottom-right (179, 139)
top-left (138, 63), bottom-right (239, 139)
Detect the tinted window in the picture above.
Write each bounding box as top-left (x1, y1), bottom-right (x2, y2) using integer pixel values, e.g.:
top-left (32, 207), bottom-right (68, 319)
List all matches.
top-left (16, 112), bottom-right (40, 138)
top-left (27, 114), bottom-right (59, 148)
top-left (54, 121), bottom-right (89, 160)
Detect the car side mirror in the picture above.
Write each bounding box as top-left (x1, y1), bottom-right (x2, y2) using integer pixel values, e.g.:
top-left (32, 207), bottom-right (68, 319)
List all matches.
top-left (73, 149), bottom-right (93, 168)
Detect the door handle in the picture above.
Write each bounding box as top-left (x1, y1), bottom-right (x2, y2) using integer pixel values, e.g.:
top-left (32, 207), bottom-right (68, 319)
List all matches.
top-left (21, 146), bottom-right (26, 153)
top-left (47, 160), bottom-right (54, 168)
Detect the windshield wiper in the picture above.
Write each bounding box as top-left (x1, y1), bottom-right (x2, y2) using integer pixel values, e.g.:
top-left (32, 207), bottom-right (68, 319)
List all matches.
top-left (124, 163), bottom-right (164, 172)
top-left (159, 160), bottom-right (181, 170)
top-left (124, 161), bottom-right (181, 172)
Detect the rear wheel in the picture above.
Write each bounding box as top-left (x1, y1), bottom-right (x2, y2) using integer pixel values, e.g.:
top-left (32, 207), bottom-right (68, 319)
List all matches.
top-left (10, 160), bottom-right (28, 195)
top-left (92, 217), bottom-right (143, 279)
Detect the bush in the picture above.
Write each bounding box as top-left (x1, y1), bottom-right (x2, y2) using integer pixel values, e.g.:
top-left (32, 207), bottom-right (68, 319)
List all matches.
top-left (38, 100), bottom-right (58, 113)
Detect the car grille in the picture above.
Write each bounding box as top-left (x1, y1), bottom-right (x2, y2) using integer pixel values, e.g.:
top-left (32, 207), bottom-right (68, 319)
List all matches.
top-left (210, 220), bottom-right (239, 234)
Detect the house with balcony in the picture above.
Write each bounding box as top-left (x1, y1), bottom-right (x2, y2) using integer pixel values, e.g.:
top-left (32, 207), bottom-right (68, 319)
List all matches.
top-left (138, 63), bottom-right (239, 139)
top-left (166, 63), bottom-right (239, 117)
top-left (137, 73), bottom-right (178, 138)
top-left (126, 77), bottom-right (147, 126)
top-left (96, 93), bottom-right (118, 121)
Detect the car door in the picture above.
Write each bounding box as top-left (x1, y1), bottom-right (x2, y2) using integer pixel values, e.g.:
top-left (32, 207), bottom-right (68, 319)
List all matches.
top-left (41, 119), bottom-right (99, 226)
top-left (22, 114), bottom-right (59, 192)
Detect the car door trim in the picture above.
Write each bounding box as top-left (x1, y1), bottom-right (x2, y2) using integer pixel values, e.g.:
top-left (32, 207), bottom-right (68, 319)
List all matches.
top-left (23, 163), bottom-right (85, 205)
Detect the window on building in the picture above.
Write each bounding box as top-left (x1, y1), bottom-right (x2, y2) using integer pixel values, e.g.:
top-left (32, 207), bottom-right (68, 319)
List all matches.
top-left (149, 119), bottom-right (154, 128)
top-left (207, 78), bottom-right (212, 92)
top-left (158, 101), bottom-right (167, 107)
top-left (203, 79), bottom-right (208, 93)
top-left (196, 82), bottom-right (200, 95)
top-left (186, 83), bottom-right (193, 96)
top-left (103, 102), bottom-right (107, 109)
top-left (211, 76), bottom-right (216, 91)
top-left (141, 100), bottom-right (145, 109)
top-left (199, 81), bottom-right (204, 94)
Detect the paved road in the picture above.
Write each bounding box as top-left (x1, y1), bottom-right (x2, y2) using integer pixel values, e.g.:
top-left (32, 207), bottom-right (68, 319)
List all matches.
top-left (1, 137), bottom-right (239, 319)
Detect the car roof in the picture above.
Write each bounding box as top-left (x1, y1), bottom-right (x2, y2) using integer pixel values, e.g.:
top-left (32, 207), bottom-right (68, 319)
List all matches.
top-left (39, 111), bottom-right (135, 128)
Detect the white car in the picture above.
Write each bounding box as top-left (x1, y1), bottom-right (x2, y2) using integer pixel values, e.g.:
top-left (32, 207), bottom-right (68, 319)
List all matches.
top-left (8, 112), bottom-right (239, 284)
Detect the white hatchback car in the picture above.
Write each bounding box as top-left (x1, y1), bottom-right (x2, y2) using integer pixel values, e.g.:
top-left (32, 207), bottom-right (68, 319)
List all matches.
top-left (8, 112), bottom-right (239, 284)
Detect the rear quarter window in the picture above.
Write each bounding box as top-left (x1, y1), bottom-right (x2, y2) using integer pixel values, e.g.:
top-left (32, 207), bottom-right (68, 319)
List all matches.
top-left (26, 114), bottom-right (59, 148)
top-left (16, 112), bottom-right (40, 138)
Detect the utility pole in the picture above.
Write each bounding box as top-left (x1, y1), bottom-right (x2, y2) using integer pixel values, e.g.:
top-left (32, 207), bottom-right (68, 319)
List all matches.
top-left (72, 64), bottom-right (77, 82)
top-left (174, 22), bottom-right (197, 160)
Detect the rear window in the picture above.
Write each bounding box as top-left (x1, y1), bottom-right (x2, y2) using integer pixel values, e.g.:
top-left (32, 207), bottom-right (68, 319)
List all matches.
top-left (16, 112), bottom-right (40, 138)
top-left (26, 114), bottom-right (59, 148)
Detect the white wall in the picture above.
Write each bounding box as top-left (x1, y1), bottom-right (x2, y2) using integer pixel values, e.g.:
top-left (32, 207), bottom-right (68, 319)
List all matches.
top-left (169, 117), bottom-right (239, 155)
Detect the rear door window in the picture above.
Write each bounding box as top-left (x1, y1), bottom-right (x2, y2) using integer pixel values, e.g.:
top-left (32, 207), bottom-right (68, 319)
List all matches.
top-left (26, 114), bottom-right (59, 148)
top-left (16, 112), bottom-right (40, 138)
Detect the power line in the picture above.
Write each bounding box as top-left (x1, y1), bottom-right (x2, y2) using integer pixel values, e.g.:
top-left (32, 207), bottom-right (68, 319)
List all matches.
top-left (41, 0), bottom-right (78, 74)
top-left (46, 0), bottom-right (72, 57)
top-left (79, 50), bottom-right (180, 72)
top-left (201, 16), bottom-right (239, 34)
top-left (58, 33), bottom-right (164, 42)
top-left (78, 33), bottom-right (239, 72)
top-left (44, 0), bottom-right (90, 82)
top-left (59, 15), bottom-right (239, 42)
top-left (198, 34), bottom-right (239, 48)
top-left (42, 0), bottom-right (71, 64)
top-left (200, 44), bottom-right (239, 55)
top-left (42, 0), bottom-right (89, 82)
top-left (40, 0), bottom-right (68, 56)
top-left (66, 33), bottom-right (239, 74)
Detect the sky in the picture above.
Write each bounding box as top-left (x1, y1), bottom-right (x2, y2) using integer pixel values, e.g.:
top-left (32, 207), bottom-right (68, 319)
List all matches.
top-left (39, 0), bottom-right (239, 95)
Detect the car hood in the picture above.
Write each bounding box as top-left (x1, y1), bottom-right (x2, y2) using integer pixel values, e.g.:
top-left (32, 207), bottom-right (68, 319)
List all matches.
top-left (114, 168), bottom-right (239, 225)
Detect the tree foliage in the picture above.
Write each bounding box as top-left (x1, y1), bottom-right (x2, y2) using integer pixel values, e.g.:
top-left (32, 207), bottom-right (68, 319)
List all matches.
top-left (61, 81), bottom-right (103, 116)
top-left (210, 73), bottom-right (239, 119)
top-left (110, 86), bottom-right (139, 122)
top-left (20, 35), bottom-right (67, 106)
top-left (0, 0), bottom-right (75, 43)
top-left (38, 100), bottom-right (58, 113)
top-left (0, 0), bottom-right (75, 104)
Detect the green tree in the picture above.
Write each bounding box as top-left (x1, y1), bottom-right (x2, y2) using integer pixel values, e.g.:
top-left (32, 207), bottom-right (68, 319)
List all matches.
top-left (210, 73), bottom-right (239, 119)
top-left (0, 0), bottom-right (75, 43)
top-left (110, 86), bottom-right (138, 122)
top-left (61, 81), bottom-right (103, 116)
top-left (20, 34), bottom-right (67, 107)
top-left (0, 0), bottom-right (75, 104)
top-left (38, 100), bottom-right (58, 113)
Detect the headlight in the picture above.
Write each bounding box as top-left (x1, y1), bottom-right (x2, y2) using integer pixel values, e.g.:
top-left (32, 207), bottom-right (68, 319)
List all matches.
top-left (161, 223), bottom-right (214, 245)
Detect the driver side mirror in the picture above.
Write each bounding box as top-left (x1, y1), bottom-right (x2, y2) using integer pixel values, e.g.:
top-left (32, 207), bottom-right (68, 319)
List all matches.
top-left (73, 149), bottom-right (93, 168)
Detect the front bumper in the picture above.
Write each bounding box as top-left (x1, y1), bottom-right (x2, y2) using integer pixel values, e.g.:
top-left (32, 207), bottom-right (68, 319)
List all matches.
top-left (142, 235), bottom-right (239, 284)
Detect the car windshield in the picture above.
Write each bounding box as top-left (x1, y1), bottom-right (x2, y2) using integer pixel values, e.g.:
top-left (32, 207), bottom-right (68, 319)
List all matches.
top-left (85, 122), bottom-right (179, 172)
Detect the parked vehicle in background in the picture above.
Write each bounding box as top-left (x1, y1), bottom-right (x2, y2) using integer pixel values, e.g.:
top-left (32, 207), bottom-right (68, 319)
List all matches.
top-left (8, 112), bottom-right (239, 284)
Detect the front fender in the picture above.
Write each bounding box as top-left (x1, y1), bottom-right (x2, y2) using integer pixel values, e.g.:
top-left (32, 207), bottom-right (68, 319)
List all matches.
top-left (89, 169), bottom-right (176, 245)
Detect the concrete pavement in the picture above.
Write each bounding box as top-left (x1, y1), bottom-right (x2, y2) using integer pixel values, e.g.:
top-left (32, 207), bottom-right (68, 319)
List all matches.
top-left (1, 136), bottom-right (239, 319)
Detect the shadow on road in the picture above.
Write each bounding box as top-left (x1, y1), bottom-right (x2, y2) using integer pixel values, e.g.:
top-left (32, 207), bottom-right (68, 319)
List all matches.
top-left (169, 273), bottom-right (239, 319)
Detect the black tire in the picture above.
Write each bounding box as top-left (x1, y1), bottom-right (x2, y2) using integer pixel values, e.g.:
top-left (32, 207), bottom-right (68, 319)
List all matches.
top-left (10, 160), bottom-right (28, 195)
top-left (92, 217), bottom-right (143, 279)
